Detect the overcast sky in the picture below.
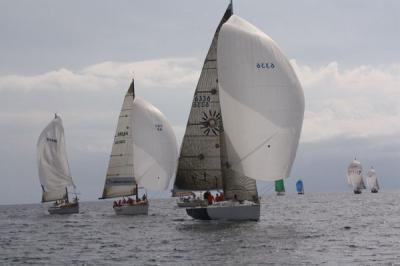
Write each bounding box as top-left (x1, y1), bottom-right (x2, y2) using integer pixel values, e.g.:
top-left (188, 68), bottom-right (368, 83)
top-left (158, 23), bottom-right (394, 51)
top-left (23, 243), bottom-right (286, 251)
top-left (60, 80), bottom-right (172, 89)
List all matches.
top-left (1, 0), bottom-right (399, 204)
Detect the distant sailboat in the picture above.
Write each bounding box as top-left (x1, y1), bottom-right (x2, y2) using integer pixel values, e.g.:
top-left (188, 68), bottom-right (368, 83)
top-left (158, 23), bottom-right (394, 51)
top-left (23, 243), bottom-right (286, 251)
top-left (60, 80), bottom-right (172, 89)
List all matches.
top-left (37, 114), bottom-right (79, 214)
top-left (172, 2), bottom-right (304, 221)
top-left (99, 79), bottom-right (178, 215)
top-left (275, 180), bottom-right (285, 196)
top-left (367, 167), bottom-right (380, 193)
top-left (296, 179), bottom-right (304, 194)
top-left (346, 158), bottom-right (366, 194)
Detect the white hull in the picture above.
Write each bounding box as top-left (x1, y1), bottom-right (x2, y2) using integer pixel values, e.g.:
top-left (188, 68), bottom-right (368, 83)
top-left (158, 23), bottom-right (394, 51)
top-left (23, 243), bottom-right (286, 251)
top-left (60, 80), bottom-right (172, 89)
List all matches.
top-left (113, 202), bottom-right (149, 215)
top-left (186, 201), bottom-right (260, 221)
top-left (48, 202), bottom-right (79, 214)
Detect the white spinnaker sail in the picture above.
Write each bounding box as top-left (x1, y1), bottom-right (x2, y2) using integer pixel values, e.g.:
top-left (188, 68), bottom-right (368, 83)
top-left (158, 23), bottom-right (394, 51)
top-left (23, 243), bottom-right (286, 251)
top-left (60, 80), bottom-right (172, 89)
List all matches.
top-left (37, 115), bottom-right (74, 202)
top-left (217, 15), bottom-right (304, 182)
top-left (102, 86), bottom-right (136, 198)
top-left (132, 98), bottom-right (178, 191)
top-left (367, 167), bottom-right (379, 190)
top-left (347, 159), bottom-right (365, 190)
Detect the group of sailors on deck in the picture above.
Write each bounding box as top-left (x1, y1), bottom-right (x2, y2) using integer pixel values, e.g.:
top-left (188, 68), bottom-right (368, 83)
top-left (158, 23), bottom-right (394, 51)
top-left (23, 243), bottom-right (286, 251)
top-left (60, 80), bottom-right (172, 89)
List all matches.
top-left (113, 194), bottom-right (147, 207)
top-left (203, 191), bottom-right (224, 205)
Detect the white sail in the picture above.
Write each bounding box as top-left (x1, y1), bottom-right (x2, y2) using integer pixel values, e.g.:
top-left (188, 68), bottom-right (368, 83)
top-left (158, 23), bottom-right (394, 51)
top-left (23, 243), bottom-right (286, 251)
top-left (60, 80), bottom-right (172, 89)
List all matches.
top-left (102, 83), bottom-right (136, 198)
top-left (347, 159), bottom-right (365, 190)
top-left (132, 98), bottom-right (178, 191)
top-left (37, 115), bottom-right (74, 202)
top-left (102, 80), bottom-right (178, 198)
top-left (367, 167), bottom-right (379, 191)
top-left (217, 15), bottom-right (304, 182)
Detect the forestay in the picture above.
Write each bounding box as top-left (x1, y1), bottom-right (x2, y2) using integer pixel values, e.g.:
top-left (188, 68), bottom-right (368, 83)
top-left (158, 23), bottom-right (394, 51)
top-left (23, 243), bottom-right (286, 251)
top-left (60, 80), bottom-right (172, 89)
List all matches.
top-left (217, 15), bottom-right (305, 182)
top-left (37, 115), bottom-right (74, 202)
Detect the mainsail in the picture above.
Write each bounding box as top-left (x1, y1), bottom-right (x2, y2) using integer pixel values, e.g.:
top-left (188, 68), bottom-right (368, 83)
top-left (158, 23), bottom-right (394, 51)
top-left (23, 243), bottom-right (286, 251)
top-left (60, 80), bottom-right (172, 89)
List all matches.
top-left (37, 115), bottom-right (75, 202)
top-left (367, 167), bottom-right (379, 191)
top-left (347, 159), bottom-right (366, 190)
top-left (101, 79), bottom-right (178, 199)
top-left (174, 4), bottom-right (233, 195)
top-left (101, 81), bottom-right (136, 198)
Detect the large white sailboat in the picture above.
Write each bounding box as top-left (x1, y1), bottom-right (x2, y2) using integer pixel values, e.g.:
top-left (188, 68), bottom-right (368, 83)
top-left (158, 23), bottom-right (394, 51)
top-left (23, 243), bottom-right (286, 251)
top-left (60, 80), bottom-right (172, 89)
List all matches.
top-left (37, 114), bottom-right (79, 214)
top-left (100, 79), bottom-right (178, 215)
top-left (346, 158), bottom-right (366, 194)
top-left (173, 2), bottom-right (304, 221)
top-left (367, 167), bottom-right (380, 193)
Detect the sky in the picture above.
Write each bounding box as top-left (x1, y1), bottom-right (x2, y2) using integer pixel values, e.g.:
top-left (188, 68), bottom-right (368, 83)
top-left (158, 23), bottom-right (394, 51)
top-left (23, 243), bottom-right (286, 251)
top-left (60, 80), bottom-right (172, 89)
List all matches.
top-left (1, 0), bottom-right (400, 204)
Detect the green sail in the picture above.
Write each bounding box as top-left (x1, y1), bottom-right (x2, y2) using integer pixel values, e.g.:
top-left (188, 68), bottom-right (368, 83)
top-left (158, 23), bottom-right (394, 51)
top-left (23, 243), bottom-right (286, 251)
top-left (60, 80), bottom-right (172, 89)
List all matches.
top-left (275, 180), bottom-right (285, 193)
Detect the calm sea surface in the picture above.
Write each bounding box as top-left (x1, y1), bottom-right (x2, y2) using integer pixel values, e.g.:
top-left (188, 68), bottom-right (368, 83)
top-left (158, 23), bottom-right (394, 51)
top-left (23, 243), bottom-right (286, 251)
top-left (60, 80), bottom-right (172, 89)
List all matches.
top-left (1, 192), bottom-right (400, 265)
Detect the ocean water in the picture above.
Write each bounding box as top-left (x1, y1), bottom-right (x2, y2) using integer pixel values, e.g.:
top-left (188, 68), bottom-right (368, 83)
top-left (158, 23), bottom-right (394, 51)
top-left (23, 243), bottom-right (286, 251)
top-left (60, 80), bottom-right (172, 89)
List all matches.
top-left (1, 192), bottom-right (400, 265)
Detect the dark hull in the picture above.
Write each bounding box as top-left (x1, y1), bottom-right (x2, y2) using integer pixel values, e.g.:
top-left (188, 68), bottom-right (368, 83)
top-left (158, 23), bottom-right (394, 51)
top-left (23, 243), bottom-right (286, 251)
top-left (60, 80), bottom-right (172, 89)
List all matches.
top-left (48, 202), bottom-right (79, 214)
top-left (371, 190), bottom-right (378, 193)
top-left (353, 190), bottom-right (362, 194)
top-left (186, 207), bottom-right (211, 220)
top-left (186, 202), bottom-right (260, 221)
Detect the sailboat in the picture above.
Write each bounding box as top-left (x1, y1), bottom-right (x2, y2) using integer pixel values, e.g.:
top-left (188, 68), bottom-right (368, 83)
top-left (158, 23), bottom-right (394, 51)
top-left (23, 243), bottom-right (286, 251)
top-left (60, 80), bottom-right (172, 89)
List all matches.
top-left (37, 114), bottom-right (79, 214)
top-left (275, 180), bottom-right (285, 196)
top-left (172, 2), bottom-right (304, 221)
top-left (99, 78), bottom-right (178, 215)
top-left (346, 158), bottom-right (366, 194)
top-left (296, 179), bottom-right (304, 194)
top-left (367, 167), bottom-right (380, 193)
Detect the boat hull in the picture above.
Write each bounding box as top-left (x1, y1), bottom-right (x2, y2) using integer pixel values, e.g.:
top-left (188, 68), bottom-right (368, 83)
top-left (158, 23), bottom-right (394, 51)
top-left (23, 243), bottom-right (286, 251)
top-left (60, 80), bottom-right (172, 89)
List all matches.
top-left (186, 201), bottom-right (260, 221)
top-left (353, 190), bottom-right (362, 194)
top-left (48, 202), bottom-right (79, 214)
top-left (177, 199), bottom-right (208, 208)
top-left (371, 189), bottom-right (378, 193)
top-left (113, 203), bottom-right (149, 215)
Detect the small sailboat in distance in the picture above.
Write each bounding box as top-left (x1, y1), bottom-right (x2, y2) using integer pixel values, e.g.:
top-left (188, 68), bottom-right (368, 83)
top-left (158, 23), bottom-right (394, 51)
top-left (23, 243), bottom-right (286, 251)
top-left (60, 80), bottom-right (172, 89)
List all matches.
top-left (275, 180), bottom-right (285, 196)
top-left (99, 78), bottom-right (178, 215)
top-left (296, 179), bottom-right (304, 194)
top-left (346, 158), bottom-right (366, 194)
top-left (37, 114), bottom-right (79, 214)
top-left (172, 1), bottom-right (304, 221)
top-left (367, 167), bottom-right (380, 193)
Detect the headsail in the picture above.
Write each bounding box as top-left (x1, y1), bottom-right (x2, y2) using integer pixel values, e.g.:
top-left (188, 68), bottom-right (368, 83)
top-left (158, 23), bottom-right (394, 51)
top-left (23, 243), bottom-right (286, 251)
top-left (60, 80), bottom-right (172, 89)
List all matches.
top-left (131, 98), bottom-right (178, 191)
top-left (173, 3), bottom-right (233, 195)
top-left (367, 167), bottom-right (379, 191)
top-left (296, 180), bottom-right (304, 193)
top-left (347, 159), bottom-right (365, 190)
top-left (275, 180), bottom-right (285, 193)
top-left (217, 15), bottom-right (305, 182)
top-left (101, 80), bottom-right (136, 199)
top-left (37, 115), bottom-right (74, 202)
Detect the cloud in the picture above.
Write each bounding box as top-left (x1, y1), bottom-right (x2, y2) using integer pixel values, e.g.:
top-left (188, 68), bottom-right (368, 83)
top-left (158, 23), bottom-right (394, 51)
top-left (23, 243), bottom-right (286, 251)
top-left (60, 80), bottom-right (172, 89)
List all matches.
top-left (292, 61), bottom-right (400, 142)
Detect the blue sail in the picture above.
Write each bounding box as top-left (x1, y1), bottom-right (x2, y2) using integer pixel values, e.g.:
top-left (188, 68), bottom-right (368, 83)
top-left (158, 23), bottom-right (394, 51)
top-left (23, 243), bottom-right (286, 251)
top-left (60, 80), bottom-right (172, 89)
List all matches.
top-left (296, 180), bottom-right (304, 194)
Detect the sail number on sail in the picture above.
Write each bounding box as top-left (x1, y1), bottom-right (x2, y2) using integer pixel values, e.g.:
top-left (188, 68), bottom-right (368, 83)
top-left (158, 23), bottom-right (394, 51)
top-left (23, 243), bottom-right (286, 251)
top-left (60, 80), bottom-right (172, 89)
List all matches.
top-left (256, 62), bottom-right (275, 69)
top-left (46, 137), bottom-right (58, 143)
top-left (193, 95), bottom-right (211, 108)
